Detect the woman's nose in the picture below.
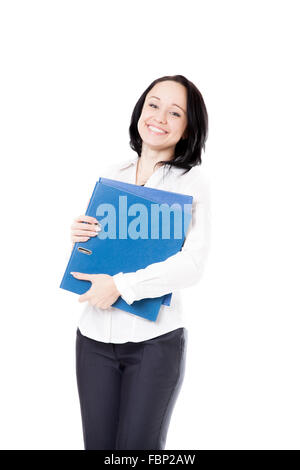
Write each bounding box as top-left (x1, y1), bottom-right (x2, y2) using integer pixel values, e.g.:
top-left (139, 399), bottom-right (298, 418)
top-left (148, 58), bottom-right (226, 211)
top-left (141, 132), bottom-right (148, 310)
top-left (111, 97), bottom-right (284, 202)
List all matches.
top-left (155, 112), bottom-right (167, 124)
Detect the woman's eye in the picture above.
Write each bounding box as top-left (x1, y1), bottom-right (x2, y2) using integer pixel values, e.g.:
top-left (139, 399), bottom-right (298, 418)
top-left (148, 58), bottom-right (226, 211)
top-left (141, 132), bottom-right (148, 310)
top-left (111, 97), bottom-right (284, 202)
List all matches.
top-left (149, 103), bottom-right (180, 117)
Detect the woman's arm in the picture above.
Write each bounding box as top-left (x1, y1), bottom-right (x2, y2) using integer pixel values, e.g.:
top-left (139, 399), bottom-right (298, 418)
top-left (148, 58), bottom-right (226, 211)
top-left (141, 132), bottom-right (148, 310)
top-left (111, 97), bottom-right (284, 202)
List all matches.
top-left (112, 173), bottom-right (211, 304)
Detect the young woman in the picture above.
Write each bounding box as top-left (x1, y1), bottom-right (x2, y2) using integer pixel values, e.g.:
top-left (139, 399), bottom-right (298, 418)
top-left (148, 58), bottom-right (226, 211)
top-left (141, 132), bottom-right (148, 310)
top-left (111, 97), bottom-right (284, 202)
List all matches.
top-left (70, 74), bottom-right (211, 450)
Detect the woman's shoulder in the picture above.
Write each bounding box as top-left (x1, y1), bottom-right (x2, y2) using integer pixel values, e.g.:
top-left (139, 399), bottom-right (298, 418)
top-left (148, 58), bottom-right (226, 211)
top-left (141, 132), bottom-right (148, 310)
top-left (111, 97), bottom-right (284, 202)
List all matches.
top-left (182, 164), bottom-right (209, 182)
top-left (177, 164), bottom-right (210, 202)
top-left (100, 155), bottom-right (138, 178)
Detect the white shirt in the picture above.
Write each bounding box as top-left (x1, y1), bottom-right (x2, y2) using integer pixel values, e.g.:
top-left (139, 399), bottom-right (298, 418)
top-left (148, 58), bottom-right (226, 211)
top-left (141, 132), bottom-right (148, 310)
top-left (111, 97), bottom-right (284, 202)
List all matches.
top-left (77, 154), bottom-right (211, 343)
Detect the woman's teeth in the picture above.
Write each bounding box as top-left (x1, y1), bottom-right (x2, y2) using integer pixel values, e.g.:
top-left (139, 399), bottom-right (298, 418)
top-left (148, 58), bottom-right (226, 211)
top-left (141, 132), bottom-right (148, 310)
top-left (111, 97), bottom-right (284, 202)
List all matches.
top-left (148, 125), bottom-right (167, 135)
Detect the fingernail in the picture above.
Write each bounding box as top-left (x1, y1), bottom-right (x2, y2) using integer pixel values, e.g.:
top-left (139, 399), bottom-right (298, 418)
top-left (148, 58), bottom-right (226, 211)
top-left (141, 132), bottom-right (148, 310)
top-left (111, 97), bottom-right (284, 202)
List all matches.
top-left (95, 226), bottom-right (101, 232)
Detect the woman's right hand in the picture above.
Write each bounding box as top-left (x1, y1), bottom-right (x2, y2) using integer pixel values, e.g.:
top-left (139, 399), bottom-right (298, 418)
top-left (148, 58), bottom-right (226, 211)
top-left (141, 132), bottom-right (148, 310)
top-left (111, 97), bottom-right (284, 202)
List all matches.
top-left (71, 215), bottom-right (101, 244)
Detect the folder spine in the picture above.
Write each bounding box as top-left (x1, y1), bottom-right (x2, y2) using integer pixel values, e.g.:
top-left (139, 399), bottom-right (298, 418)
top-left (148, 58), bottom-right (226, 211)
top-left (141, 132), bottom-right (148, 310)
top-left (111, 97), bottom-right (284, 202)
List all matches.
top-left (59, 181), bottom-right (99, 290)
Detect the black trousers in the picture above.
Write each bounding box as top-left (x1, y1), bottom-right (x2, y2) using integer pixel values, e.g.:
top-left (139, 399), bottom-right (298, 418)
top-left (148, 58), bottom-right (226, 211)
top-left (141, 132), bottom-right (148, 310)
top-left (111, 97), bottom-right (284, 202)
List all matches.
top-left (75, 326), bottom-right (187, 450)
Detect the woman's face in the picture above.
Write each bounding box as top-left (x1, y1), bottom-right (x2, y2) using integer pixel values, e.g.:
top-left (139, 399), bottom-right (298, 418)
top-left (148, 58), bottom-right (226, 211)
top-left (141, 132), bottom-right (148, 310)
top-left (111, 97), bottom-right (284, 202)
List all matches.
top-left (137, 80), bottom-right (188, 152)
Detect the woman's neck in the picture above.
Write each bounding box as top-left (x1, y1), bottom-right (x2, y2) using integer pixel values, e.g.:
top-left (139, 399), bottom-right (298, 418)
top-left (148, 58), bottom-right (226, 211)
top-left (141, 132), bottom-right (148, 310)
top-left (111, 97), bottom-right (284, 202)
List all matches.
top-left (135, 147), bottom-right (174, 185)
top-left (135, 157), bottom-right (152, 185)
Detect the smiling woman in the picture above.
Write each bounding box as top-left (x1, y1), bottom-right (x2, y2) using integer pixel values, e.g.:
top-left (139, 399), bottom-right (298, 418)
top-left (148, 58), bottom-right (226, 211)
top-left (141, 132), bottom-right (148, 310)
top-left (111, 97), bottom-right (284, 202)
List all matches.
top-left (72, 74), bottom-right (210, 450)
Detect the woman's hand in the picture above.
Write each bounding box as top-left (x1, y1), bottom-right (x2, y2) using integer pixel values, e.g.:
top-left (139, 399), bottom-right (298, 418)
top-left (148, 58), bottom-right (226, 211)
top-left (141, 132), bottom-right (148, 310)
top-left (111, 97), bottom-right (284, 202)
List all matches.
top-left (70, 272), bottom-right (121, 309)
top-left (70, 215), bottom-right (101, 244)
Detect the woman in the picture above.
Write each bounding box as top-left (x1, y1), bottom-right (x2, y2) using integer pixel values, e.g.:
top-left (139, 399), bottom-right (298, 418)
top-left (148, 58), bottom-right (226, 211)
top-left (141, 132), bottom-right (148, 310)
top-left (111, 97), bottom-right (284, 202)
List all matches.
top-left (70, 74), bottom-right (211, 450)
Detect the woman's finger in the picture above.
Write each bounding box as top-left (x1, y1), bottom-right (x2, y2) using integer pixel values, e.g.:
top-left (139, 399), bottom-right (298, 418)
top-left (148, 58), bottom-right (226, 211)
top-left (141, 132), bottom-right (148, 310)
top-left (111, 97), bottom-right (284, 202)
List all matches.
top-left (73, 215), bottom-right (98, 224)
top-left (71, 236), bottom-right (90, 242)
top-left (71, 222), bottom-right (101, 232)
top-left (72, 229), bottom-right (99, 237)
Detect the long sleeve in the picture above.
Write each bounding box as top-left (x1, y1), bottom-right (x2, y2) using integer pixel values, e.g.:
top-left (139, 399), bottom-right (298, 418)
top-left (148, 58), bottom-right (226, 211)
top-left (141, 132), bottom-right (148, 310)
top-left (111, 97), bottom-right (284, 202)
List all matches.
top-left (113, 170), bottom-right (211, 305)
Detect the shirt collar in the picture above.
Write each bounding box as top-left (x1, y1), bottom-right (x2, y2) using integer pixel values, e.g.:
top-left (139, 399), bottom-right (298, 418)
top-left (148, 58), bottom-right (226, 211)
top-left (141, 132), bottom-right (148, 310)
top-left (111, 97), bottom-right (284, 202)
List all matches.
top-left (119, 155), bottom-right (139, 170)
top-left (119, 155), bottom-right (185, 175)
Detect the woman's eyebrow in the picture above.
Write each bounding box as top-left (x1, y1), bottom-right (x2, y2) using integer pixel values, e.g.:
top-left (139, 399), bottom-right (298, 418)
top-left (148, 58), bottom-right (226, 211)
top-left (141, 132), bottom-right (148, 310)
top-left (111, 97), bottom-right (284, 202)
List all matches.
top-left (148, 95), bottom-right (186, 114)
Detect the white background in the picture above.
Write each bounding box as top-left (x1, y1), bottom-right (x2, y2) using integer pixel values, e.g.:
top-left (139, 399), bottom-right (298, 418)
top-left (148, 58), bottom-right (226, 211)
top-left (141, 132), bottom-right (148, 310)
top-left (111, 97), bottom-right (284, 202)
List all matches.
top-left (0, 0), bottom-right (299, 450)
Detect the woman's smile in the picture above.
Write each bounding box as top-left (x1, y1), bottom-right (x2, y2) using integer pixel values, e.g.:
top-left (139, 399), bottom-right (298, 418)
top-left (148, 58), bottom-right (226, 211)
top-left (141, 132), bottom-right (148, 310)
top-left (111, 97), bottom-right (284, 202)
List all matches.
top-left (147, 124), bottom-right (168, 135)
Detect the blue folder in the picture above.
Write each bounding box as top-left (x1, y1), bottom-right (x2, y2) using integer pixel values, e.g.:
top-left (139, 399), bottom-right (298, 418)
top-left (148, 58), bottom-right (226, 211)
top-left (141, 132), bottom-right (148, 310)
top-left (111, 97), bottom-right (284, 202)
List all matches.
top-left (60, 177), bottom-right (193, 321)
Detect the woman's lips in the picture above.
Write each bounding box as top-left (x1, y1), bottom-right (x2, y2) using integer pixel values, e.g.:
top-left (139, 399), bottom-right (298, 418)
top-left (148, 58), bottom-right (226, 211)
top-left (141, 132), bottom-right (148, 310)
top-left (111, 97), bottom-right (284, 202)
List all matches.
top-left (147, 124), bottom-right (168, 135)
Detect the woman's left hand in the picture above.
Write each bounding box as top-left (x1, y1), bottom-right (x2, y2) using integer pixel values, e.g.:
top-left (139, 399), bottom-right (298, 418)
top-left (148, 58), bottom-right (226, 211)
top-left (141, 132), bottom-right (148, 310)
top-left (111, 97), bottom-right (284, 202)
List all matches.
top-left (70, 272), bottom-right (121, 309)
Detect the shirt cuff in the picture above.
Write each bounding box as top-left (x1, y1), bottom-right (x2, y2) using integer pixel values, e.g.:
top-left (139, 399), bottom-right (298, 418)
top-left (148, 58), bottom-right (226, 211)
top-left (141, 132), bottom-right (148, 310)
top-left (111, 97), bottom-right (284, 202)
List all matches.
top-left (112, 272), bottom-right (136, 305)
